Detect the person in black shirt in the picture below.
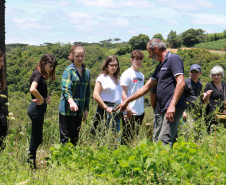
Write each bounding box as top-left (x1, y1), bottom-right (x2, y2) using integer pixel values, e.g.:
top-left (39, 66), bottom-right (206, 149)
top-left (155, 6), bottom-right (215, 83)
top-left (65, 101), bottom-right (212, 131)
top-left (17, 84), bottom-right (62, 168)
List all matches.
top-left (204, 65), bottom-right (226, 132)
top-left (182, 64), bottom-right (211, 122)
top-left (27, 54), bottom-right (57, 169)
top-left (0, 50), bottom-right (7, 151)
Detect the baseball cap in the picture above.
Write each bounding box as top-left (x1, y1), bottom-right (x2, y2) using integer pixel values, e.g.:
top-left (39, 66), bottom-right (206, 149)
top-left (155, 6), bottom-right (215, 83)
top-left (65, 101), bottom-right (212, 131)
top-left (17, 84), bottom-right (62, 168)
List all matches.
top-left (190, 64), bottom-right (201, 72)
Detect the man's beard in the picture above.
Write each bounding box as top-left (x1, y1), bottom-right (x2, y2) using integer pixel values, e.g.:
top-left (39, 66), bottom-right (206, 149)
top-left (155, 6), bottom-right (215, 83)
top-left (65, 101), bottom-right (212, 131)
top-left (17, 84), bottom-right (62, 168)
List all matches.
top-left (152, 53), bottom-right (159, 62)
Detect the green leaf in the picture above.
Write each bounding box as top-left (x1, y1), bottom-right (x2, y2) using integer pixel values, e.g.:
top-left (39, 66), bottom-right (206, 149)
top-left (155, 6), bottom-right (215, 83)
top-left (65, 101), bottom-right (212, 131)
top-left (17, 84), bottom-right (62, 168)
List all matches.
top-left (113, 171), bottom-right (121, 178)
top-left (129, 156), bottom-right (136, 161)
top-left (54, 144), bottom-right (61, 150)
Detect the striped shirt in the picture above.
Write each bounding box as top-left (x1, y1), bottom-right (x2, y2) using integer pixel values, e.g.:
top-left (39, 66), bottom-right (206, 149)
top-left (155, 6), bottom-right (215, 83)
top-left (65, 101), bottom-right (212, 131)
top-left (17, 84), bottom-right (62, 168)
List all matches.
top-left (59, 63), bottom-right (90, 116)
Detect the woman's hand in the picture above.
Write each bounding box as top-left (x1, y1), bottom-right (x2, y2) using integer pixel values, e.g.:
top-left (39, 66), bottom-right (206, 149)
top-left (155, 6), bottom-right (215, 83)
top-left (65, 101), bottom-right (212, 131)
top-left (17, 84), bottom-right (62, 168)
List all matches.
top-left (106, 107), bottom-right (113, 114)
top-left (83, 110), bottom-right (88, 121)
top-left (46, 97), bottom-right (51, 105)
top-left (69, 101), bottom-right (79, 112)
top-left (32, 98), bottom-right (44, 105)
top-left (182, 111), bottom-right (188, 121)
top-left (223, 110), bottom-right (226, 115)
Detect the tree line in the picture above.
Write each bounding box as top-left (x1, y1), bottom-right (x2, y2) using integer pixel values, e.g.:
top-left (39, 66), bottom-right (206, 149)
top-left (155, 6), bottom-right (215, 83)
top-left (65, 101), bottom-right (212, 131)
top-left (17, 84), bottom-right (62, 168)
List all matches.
top-left (5, 40), bottom-right (226, 98)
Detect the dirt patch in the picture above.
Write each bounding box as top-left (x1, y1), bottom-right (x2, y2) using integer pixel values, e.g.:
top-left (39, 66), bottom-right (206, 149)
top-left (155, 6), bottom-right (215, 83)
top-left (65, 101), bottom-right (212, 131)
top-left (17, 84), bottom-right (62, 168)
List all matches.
top-left (167, 48), bottom-right (225, 54)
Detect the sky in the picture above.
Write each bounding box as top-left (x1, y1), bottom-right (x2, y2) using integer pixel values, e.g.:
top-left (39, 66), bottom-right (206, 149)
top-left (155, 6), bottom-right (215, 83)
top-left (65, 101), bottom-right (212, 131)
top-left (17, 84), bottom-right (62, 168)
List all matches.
top-left (5, 0), bottom-right (226, 45)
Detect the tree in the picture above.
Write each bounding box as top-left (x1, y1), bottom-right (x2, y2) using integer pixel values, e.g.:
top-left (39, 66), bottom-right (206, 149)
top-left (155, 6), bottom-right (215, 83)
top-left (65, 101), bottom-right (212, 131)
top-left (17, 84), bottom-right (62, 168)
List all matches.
top-left (181, 28), bottom-right (197, 46)
top-left (195, 29), bottom-right (206, 43)
top-left (152, 33), bottom-right (164, 41)
top-left (113, 38), bottom-right (121, 42)
top-left (167, 30), bottom-right (181, 48)
top-left (129, 34), bottom-right (150, 50)
top-left (223, 30), bottom-right (226, 39)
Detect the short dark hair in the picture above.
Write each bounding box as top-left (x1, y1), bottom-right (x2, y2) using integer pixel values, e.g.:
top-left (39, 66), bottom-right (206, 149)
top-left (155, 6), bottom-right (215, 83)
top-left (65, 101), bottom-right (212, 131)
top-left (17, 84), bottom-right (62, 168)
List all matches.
top-left (131, 50), bottom-right (144, 60)
top-left (0, 50), bottom-right (6, 90)
top-left (36, 53), bottom-right (57, 82)
top-left (100, 55), bottom-right (120, 80)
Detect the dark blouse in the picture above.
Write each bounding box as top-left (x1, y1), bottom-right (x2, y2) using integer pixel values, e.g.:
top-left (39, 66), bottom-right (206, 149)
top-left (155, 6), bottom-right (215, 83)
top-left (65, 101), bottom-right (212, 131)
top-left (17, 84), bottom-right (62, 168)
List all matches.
top-left (29, 69), bottom-right (47, 99)
top-left (204, 81), bottom-right (226, 114)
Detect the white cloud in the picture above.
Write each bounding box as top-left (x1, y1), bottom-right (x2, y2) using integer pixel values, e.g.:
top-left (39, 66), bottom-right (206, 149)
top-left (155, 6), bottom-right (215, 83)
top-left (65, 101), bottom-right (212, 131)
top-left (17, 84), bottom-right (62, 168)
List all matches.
top-left (165, 20), bottom-right (181, 26)
top-left (109, 17), bottom-right (130, 27)
top-left (191, 13), bottom-right (226, 27)
top-left (34, 0), bottom-right (70, 6)
top-left (78, 0), bottom-right (154, 8)
top-left (68, 12), bottom-right (98, 25)
top-left (12, 18), bottom-right (51, 30)
top-left (6, 7), bottom-right (24, 16)
top-left (157, 0), bottom-right (215, 10)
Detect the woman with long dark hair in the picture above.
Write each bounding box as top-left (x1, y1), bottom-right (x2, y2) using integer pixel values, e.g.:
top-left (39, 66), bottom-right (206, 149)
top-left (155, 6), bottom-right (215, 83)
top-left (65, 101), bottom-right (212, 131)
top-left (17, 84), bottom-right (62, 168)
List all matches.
top-left (0, 50), bottom-right (7, 151)
top-left (27, 53), bottom-right (57, 169)
top-left (91, 55), bottom-right (122, 137)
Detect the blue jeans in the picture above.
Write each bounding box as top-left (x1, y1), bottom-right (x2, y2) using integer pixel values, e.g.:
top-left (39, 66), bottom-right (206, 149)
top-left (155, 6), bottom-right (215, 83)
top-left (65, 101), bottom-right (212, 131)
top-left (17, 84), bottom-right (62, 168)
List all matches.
top-left (91, 104), bottom-right (121, 135)
top-left (107, 112), bottom-right (120, 133)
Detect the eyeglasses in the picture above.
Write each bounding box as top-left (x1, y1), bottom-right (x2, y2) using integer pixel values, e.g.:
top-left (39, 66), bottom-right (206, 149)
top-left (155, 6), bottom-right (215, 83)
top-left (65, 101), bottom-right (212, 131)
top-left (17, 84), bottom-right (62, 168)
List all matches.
top-left (191, 70), bottom-right (200, 74)
top-left (212, 74), bottom-right (221, 77)
top-left (48, 63), bottom-right (54, 69)
top-left (109, 64), bottom-right (118, 67)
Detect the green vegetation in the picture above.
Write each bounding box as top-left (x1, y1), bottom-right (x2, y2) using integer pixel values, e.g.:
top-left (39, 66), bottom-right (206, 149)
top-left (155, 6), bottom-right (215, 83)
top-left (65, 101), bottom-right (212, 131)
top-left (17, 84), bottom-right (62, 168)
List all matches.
top-left (1, 35), bottom-right (226, 184)
top-left (195, 39), bottom-right (226, 51)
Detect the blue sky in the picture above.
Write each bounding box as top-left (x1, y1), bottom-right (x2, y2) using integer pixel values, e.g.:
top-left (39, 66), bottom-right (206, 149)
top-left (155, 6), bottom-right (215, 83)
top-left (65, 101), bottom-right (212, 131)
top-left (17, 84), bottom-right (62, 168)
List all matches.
top-left (5, 0), bottom-right (226, 45)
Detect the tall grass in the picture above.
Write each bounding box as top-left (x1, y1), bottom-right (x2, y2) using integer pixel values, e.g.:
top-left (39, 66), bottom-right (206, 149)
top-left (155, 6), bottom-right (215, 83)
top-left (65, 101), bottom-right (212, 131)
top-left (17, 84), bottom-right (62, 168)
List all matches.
top-left (0, 92), bottom-right (225, 184)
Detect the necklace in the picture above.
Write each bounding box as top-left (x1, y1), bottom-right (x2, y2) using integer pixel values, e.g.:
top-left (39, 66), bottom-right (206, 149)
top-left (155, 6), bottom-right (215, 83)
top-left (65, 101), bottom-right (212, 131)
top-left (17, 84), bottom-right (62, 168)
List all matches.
top-left (214, 83), bottom-right (223, 92)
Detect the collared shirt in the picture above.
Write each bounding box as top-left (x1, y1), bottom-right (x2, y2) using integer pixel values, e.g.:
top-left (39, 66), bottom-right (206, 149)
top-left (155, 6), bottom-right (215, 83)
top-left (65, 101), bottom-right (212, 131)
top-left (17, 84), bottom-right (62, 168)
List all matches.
top-left (151, 52), bottom-right (185, 113)
top-left (59, 63), bottom-right (90, 116)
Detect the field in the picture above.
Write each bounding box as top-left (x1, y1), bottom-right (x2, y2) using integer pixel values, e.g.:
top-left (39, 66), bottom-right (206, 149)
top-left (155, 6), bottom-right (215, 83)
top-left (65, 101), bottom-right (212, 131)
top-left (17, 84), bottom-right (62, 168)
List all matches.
top-left (0, 44), bottom-right (226, 184)
top-left (194, 39), bottom-right (226, 51)
top-left (0, 92), bottom-right (226, 184)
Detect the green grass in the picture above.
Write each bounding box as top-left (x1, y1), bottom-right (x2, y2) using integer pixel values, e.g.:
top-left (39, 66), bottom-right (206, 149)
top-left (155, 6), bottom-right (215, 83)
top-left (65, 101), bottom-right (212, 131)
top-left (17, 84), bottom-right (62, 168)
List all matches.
top-left (0, 92), bottom-right (226, 184)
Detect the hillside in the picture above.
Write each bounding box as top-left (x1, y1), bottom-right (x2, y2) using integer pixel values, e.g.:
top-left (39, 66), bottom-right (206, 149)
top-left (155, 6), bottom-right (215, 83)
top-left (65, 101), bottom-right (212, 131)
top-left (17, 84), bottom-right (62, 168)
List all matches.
top-left (194, 39), bottom-right (226, 50)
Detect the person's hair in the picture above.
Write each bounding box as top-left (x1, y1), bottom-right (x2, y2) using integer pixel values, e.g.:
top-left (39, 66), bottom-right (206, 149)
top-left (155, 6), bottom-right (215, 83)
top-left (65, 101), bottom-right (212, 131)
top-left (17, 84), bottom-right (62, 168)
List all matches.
top-left (210, 65), bottom-right (224, 78)
top-left (68, 45), bottom-right (85, 62)
top-left (36, 53), bottom-right (57, 82)
top-left (0, 50), bottom-right (6, 90)
top-left (100, 55), bottom-right (120, 80)
top-left (147, 38), bottom-right (167, 51)
top-left (131, 50), bottom-right (144, 60)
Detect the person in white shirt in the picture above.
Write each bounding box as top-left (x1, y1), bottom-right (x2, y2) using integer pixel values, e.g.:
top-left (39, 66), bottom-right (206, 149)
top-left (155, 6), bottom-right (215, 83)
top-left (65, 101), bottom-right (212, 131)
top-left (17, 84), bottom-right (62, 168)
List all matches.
top-left (120, 50), bottom-right (145, 145)
top-left (91, 55), bottom-right (122, 136)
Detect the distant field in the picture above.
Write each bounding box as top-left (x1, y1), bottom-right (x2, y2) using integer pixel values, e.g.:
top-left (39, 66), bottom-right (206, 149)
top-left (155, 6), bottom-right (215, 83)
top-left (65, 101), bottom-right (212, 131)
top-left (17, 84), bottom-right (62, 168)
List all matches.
top-left (194, 39), bottom-right (226, 50)
top-left (167, 47), bottom-right (225, 54)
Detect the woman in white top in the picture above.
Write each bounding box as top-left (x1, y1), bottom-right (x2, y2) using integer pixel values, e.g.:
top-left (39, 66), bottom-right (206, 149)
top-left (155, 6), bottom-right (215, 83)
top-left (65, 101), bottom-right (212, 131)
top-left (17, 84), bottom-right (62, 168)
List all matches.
top-left (92, 55), bottom-right (122, 135)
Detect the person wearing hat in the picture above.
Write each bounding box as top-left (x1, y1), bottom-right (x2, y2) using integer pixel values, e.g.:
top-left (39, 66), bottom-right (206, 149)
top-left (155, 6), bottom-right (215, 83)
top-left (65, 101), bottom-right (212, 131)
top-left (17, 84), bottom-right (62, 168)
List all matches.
top-left (182, 64), bottom-right (212, 122)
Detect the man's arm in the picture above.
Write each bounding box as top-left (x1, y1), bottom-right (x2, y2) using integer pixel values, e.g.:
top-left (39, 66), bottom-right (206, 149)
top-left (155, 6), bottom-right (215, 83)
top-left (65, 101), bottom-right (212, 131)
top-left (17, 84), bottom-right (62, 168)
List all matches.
top-left (150, 92), bottom-right (156, 110)
top-left (166, 74), bottom-right (185, 122)
top-left (116, 78), bottom-right (157, 111)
